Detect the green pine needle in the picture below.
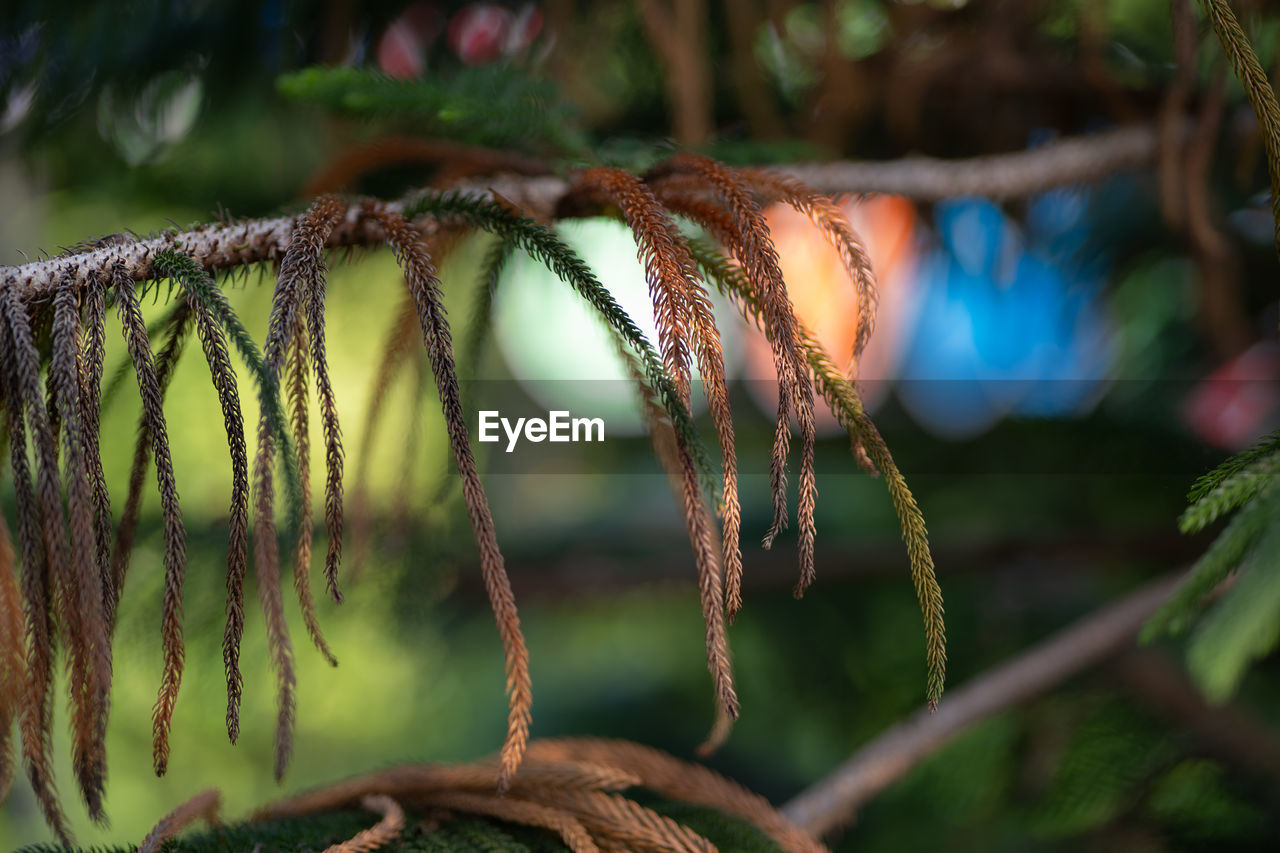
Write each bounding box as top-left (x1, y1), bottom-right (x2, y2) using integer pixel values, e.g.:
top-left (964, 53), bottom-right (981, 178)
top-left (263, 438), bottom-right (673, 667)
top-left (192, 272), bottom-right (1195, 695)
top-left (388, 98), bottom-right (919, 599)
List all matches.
top-left (1180, 452), bottom-right (1278, 534)
top-left (1187, 517), bottom-right (1280, 702)
top-left (1186, 430), bottom-right (1280, 505)
top-left (1145, 483), bottom-right (1280, 642)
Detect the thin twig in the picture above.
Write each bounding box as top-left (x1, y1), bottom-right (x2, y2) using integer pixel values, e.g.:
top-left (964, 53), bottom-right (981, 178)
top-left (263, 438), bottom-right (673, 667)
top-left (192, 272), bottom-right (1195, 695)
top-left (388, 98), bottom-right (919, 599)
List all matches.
top-left (3, 124), bottom-right (1182, 299)
top-left (781, 572), bottom-right (1183, 837)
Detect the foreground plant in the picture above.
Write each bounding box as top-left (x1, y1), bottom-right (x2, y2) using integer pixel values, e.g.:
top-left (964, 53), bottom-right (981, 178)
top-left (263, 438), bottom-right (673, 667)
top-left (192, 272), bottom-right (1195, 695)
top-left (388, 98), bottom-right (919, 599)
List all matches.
top-left (127, 738), bottom-right (825, 853)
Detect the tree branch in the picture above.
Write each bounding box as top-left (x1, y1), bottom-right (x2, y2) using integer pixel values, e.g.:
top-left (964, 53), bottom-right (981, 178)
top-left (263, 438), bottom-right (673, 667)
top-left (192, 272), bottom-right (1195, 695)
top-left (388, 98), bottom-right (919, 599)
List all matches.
top-left (777, 122), bottom-right (1168, 200)
top-left (3, 124), bottom-right (1175, 300)
top-left (780, 571), bottom-right (1184, 838)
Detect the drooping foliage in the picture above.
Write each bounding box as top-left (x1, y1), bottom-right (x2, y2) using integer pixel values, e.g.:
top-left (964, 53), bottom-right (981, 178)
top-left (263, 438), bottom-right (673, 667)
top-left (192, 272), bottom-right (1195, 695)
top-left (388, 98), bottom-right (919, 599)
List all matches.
top-left (0, 120), bottom-right (944, 846)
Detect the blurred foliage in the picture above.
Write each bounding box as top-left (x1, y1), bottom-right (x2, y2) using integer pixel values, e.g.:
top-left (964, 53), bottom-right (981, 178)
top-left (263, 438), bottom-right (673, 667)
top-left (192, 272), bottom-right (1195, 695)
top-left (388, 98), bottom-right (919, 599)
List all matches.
top-left (276, 66), bottom-right (588, 156)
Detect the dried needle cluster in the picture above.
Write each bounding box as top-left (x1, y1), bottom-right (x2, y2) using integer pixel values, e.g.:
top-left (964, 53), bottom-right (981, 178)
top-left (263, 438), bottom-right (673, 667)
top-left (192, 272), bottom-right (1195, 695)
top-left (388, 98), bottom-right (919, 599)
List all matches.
top-left (0, 149), bottom-right (943, 845)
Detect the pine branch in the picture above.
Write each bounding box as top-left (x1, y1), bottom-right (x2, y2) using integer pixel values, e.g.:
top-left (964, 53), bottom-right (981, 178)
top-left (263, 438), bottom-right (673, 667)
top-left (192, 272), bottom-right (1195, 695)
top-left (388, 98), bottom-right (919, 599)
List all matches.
top-left (1146, 475), bottom-right (1280, 641)
top-left (527, 739), bottom-right (825, 853)
top-left (321, 794), bottom-right (404, 853)
top-left (2, 124), bottom-right (1167, 301)
top-left (150, 252), bottom-right (265, 735)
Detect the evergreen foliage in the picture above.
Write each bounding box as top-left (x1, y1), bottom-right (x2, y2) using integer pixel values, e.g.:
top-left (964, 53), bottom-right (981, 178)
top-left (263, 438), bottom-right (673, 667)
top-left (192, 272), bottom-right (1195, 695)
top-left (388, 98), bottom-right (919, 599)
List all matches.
top-left (277, 67), bottom-right (586, 157)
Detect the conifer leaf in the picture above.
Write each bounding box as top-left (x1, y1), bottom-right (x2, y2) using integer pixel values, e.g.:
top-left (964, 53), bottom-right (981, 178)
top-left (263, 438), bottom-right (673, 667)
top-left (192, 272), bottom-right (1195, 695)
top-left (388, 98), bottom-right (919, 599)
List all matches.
top-left (1180, 452), bottom-right (1277, 534)
top-left (110, 266), bottom-right (189, 778)
top-left (405, 191), bottom-right (717, 497)
top-left (0, 279), bottom-right (68, 844)
top-left (738, 169), bottom-right (879, 373)
top-left (1144, 485), bottom-right (1280, 641)
top-left (255, 195), bottom-right (348, 781)
top-left (1200, 0), bottom-right (1280, 262)
top-left (692, 239), bottom-right (947, 709)
top-left (138, 789), bottom-right (221, 853)
top-left (1187, 430), bottom-right (1280, 505)
top-left (151, 249), bottom-right (302, 744)
top-left (322, 794), bottom-right (405, 853)
top-left (526, 738), bottom-right (825, 853)
top-left (421, 792), bottom-right (598, 853)
top-left (1187, 519), bottom-right (1280, 702)
top-left (286, 322), bottom-right (338, 667)
top-left (373, 204), bottom-right (533, 792)
top-left (51, 279), bottom-right (112, 820)
top-left (109, 300), bottom-right (191, 612)
top-left (79, 271), bottom-right (115, 624)
top-left (651, 157), bottom-right (819, 598)
top-left (575, 167), bottom-right (746, 620)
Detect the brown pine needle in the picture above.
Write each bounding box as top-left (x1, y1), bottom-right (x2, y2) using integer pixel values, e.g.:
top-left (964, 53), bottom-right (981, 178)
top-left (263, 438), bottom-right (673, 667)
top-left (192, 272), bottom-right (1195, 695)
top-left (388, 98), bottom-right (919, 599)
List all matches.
top-left (652, 163), bottom-right (820, 596)
top-left (0, 282), bottom-right (68, 844)
top-left (739, 170), bottom-right (879, 375)
top-left (374, 205), bottom-right (532, 791)
top-left (3, 280), bottom-right (87, 845)
top-left (112, 266), bottom-right (189, 776)
top-left (255, 194), bottom-right (347, 779)
top-left (527, 738), bottom-right (829, 853)
top-left (52, 279), bottom-right (113, 820)
top-left (138, 789), bottom-right (220, 853)
top-left (304, 248), bottom-right (347, 606)
top-left (252, 457), bottom-right (297, 782)
top-left (576, 167), bottom-right (694, 399)
top-left (288, 322), bottom-right (337, 666)
top-left (527, 788), bottom-right (717, 853)
top-left (164, 278), bottom-right (254, 743)
top-left (578, 167), bottom-right (746, 621)
top-left (79, 270), bottom-right (115, 623)
top-left (322, 794), bottom-right (405, 853)
top-left (109, 300), bottom-right (191, 619)
top-left (679, 450), bottom-right (739, 748)
top-left (718, 268), bottom-right (947, 709)
top-left (421, 790), bottom-right (600, 853)
top-left (0, 512), bottom-right (25, 802)
top-left (255, 758), bottom-right (639, 821)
